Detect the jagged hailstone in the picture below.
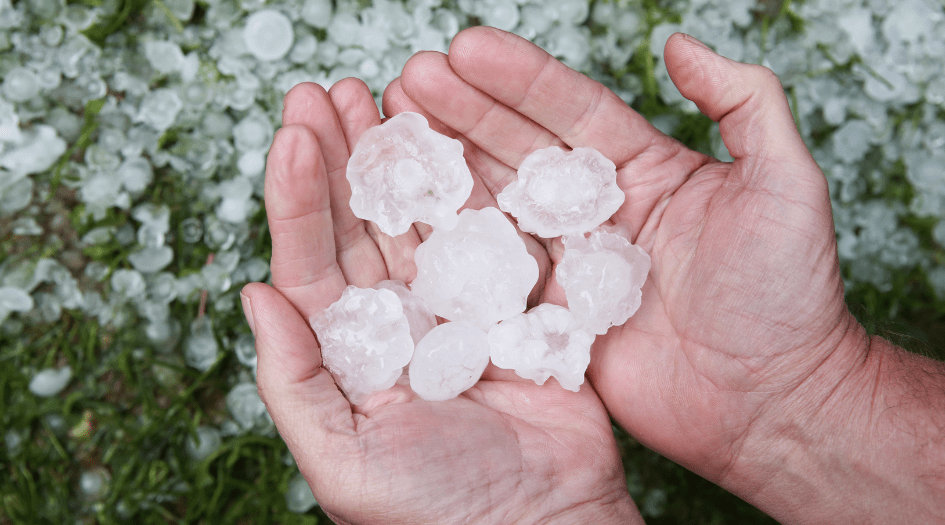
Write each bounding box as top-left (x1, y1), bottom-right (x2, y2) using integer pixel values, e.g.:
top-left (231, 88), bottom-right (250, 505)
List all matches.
top-left (409, 322), bottom-right (490, 401)
top-left (556, 227), bottom-right (650, 335)
top-left (373, 280), bottom-right (436, 345)
top-left (497, 146), bottom-right (624, 238)
top-left (411, 207), bottom-right (539, 330)
top-left (346, 112), bottom-right (473, 236)
top-left (488, 304), bottom-right (594, 392)
top-left (312, 286), bottom-right (414, 404)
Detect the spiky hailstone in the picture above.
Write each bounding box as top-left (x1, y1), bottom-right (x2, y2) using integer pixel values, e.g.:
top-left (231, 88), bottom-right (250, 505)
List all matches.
top-left (488, 304), bottom-right (594, 392)
top-left (409, 322), bottom-right (490, 401)
top-left (346, 112), bottom-right (474, 236)
top-left (497, 146), bottom-right (624, 238)
top-left (311, 286), bottom-right (414, 405)
top-left (556, 227), bottom-right (651, 335)
top-left (411, 207), bottom-right (539, 330)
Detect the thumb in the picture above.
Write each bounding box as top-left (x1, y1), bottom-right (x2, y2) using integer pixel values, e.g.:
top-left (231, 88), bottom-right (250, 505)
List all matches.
top-left (240, 282), bottom-right (355, 477)
top-left (663, 33), bottom-right (818, 172)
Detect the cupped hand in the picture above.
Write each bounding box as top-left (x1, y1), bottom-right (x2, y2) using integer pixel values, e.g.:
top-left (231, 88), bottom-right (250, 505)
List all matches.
top-left (240, 77), bottom-right (641, 523)
top-left (390, 27), bottom-right (863, 503)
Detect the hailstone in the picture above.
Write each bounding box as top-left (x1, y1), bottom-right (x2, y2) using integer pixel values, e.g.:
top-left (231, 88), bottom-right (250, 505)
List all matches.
top-left (409, 322), bottom-right (490, 401)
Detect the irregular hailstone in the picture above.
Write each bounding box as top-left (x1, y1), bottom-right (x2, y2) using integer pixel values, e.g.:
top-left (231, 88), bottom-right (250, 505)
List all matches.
top-left (409, 322), bottom-right (490, 401)
top-left (411, 207), bottom-right (539, 330)
top-left (311, 286), bottom-right (414, 404)
top-left (497, 146), bottom-right (624, 238)
top-left (346, 112), bottom-right (473, 236)
top-left (556, 227), bottom-right (650, 335)
top-left (373, 280), bottom-right (436, 345)
top-left (488, 304), bottom-right (594, 392)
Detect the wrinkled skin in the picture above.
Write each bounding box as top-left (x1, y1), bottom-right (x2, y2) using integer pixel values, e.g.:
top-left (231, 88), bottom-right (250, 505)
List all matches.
top-left (242, 27), bottom-right (861, 524)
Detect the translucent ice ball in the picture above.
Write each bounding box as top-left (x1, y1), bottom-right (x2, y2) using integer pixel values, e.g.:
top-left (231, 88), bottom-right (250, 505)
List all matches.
top-left (243, 9), bottom-right (294, 62)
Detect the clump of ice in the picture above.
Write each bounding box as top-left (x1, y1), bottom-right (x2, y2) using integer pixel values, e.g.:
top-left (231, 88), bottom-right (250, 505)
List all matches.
top-left (28, 366), bottom-right (73, 397)
top-left (488, 304), bottom-right (594, 392)
top-left (409, 321), bottom-right (490, 401)
top-left (311, 285), bottom-right (414, 404)
top-left (346, 112), bottom-right (473, 236)
top-left (243, 9), bottom-right (294, 62)
top-left (556, 227), bottom-right (650, 335)
top-left (286, 472), bottom-right (319, 513)
top-left (373, 280), bottom-right (436, 345)
top-left (186, 426), bottom-right (222, 461)
top-left (226, 382), bottom-right (273, 433)
top-left (497, 146), bottom-right (624, 238)
top-left (411, 207), bottom-right (539, 330)
top-left (185, 317), bottom-right (219, 371)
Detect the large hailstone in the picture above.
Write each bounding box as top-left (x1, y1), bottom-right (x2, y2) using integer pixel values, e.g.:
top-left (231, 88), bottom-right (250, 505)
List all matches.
top-left (488, 304), bottom-right (594, 392)
top-left (311, 286), bottom-right (414, 404)
top-left (556, 227), bottom-right (650, 335)
top-left (411, 207), bottom-right (539, 330)
top-left (373, 279), bottom-right (436, 345)
top-left (346, 112), bottom-right (473, 236)
top-left (497, 146), bottom-right (624, 238)
top-left (409, 322), bottom-right (490, 401)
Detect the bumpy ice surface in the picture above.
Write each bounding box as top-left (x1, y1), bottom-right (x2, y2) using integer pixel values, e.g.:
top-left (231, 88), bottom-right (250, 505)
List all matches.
top-left (411, 207), bottom-right (539, 330)
top-left (346, 112), bottom-right (474, 236)
top-left (497, 146), bottom-right (624, 238)
top-left (409, 322), bottom-right (490, 401)
top-left (556, 227), bottom-right (651, 335)
top-left (311, 285), bottom-right (414, 404)
top-left (488, 304), bottom-right (594, 392)
top-left (373, 279), bottom-right (436, 345)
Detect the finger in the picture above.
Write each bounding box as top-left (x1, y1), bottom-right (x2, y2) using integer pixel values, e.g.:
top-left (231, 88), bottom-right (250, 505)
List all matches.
top-left (400, 51), bottom-right (563, 170)
top-left (265, 125), bottom-right (347, 319)
top-left (282, 82), bottom-right (387, 287)
top-left (241, 282), bottom-right (357, 487)
top-left (447, 26), bottom-right (667, 168)
top-left (663, 34), bottom-right (823, 189)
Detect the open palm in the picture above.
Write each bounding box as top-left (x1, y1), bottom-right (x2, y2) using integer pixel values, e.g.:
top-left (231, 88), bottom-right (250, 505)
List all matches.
top-left (242, 37), bottom-right (640, 524)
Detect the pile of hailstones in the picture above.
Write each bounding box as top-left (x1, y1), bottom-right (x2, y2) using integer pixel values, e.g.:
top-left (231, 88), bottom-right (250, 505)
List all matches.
top-left (313, 112), bottom-right (650, 404)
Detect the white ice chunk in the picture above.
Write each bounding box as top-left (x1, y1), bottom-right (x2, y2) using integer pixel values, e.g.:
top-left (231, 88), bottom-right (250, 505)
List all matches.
top-left (556, 227), bottom-right (650, 335)
top-left (286, 472), bottom-right (319, 513)
top-left (226, 382), bottom-right (272, 433)
top-left (29, 366), bottom-right (73, 397)
top-left (312, 286), bottom-right (414, 405)
top-left (409, 321), bottom-right (490, 401)
top-left (488, 304), bottom-right (594, 392)
top-left (411, 207), bottom-right (539, 330)
top-left (143, 41), bottom-right (185, 75)
top-left (2, 67), bottom-right (39, 102)
top-left (0, 287), bottom-right (33, 311)
top-left (243, 9), bottom-right (294, 62)
top-left (498, 146), bottom-right (624, 238)
top-left (137, 89), bottom-right (183, 132)
top-left (346, 112), bottom-right (473, 236)
top-left (0, 125), bottom-right (67, 176)
top-left (129, 246), bottom-right (174, 274)
top-left (185, 317), bottom-right (219, 371)
top-left (186, 426), bottom-right (222, 461)
top-left (373, 280), bottom-right (436, 345)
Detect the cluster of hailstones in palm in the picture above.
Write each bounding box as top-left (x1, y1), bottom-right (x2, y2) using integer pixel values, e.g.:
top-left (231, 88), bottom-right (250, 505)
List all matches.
top-left (312, 112), bottom-right (650, 404)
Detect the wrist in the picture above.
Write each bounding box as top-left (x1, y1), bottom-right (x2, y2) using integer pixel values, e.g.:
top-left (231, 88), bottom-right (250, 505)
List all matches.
top-left (531, 489), bottom-right (642, 525)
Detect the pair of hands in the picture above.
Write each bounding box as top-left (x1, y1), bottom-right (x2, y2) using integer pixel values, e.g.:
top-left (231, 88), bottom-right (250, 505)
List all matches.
top-left (241, 28), bottom-right (868, 524)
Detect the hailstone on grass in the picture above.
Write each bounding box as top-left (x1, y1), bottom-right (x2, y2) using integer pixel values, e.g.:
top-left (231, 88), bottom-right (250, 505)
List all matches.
top-left (409, 321), bottom-right (490, 401)
top-left (411, 207), bottom-right (539, 331)
top-left (556, 227), bottom-right (650, 335)
top-left (497, 146), bottom-right (624, 238)
top-left (346, 112), bottom-right (473, 236)
top-left (488, 304), bottom-right (594, 392)
top-left (311, 285), bottom-right (414, 405)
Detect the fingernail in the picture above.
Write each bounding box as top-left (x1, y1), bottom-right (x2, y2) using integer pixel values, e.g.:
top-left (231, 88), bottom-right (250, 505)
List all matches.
top-left (683, 33), bottom-right (712, 51)
top-left (240, 292), bottom-right (257, 337)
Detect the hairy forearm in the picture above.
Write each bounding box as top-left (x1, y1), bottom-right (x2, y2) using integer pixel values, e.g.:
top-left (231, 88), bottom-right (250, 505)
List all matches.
top-left (727, 324), bottom-right (945, 524)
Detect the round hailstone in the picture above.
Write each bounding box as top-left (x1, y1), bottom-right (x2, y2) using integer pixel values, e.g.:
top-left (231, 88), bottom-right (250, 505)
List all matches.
top-left (411, 207), bottom-right (539, 330)
top-left (311, 286), bottom-right (414, 405)
top-left (185, 426), bottom-right (222, 460)
top-left (28, 366), bottom-right (73, 397)
top-left (409, 322), bottom-right (490, 401)
top-left (286, 472), bottom-right (319, 513)
top-left (346, 112), bottom-right (473, 236)
top-left (2, 67), bottom-right (39, 102)
top-left (488, 304), bottom-right (594, 392)
top-left (556, 227), bottom-right (650, 335)
top-left (243, 9), bottom-right (294, 62)
top-left (497, 146), bottom-right (625, 238)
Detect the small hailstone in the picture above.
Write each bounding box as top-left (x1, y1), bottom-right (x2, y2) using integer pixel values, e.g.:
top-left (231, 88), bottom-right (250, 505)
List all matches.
top-left (79, 468), bottom-right (110, 499)
top-left (497, 146), bottom-right (624, 238)
top-left (0, 125), bottom-right (67, 176)
top-left (28, 366), bottom-right (73, 397)
top-left (118, 156), bottom-right (153, 193)
top-left (301, 0), bottom-right (332, 28)
top-left (226, 382), bottom-right (272, 433)
top-left (2, 67), bottom-right (39, 102)
top-left (186, 426), bottom-right (222, 460)
top-left (137, 89), bottom-right (183, 132)
top-left (346, 112), bottom-right (473, 236)
top-left (311, 286), bottom-right (414, 405)
top-left (409, 322), bottom-right (490, 401)
top-left (488, 304), bottom-right (594, 392)
top-left (129, 246), bottom-right (174, 273)
top-left (373, 280), bottom-right (436, 345)
top-left (556, 227), bottom-right (650, 335)
top-left (0, 286), bottom-right (33, 312)
top-left (143, 41), bottom-right (185, 75)
top-left (243, 9), bottom-right (294, 62)
top-left (234, 333), bottom-right (257, 368)
top-left (411, 207), bottom-right (539, 330)
top-left (286, 472), bottom-right (319, 513)
top-left (185, 318), bottom-right (219, 371)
